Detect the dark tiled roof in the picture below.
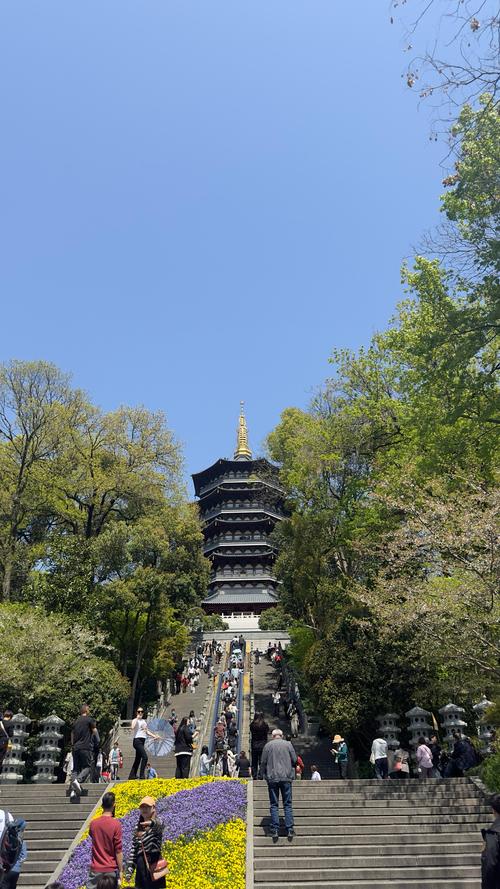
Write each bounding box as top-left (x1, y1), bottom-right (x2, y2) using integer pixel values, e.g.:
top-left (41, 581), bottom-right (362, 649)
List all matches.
top-left (202, 589), bottom-right (279, 605)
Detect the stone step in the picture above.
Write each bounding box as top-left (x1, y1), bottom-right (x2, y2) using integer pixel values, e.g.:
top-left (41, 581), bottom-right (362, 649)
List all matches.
top-left (254, 841), bottom-right (481, 856)
top-left (21, 846), bottom-right (67, 857)
top-left (0, 788), bottom-right (103, 793)
top-left (23, 838), bottom-right (68, 851)
top-left (23, 860), bottom-right (59, 874)
top-left (9, 807), bottom-right (100, 818)
top-left (253, 831), bottom-right (482, 847)
top-left (253, 802), bottom-right (487, 814)
top-left (254, 821), bottom-right (483, 836)
top-left (254, 880), bottom-right (480, 889)
top-left (254, 865), bottom-right (480, 882)
top-left (252, 787), bottom-right (481, 799)
top-left (253, 788), bottom-right (484, 798)
top-left (255, 853), bottom-right (479, 870)
top-left (255, 813), bottom-right (488, 826)
top-left (255, 778), bottom-right (473, 786)
top-left (23, 827), bottom-right (80, 838)
top-left (18, 877), bottom-right (48, 888)
top-left (253, 781), bottom-right (476, 792)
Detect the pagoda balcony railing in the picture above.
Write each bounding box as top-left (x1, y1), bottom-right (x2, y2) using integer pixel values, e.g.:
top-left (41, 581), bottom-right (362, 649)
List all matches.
top-left (204, 535), bottom-right (273, 548)
top-left (201, 506), bottom-right (283, 522)
top-left (206, 552), bottom-right (277, 562)
top-left (205, 550), bottom-right (276, 561)
top-left (210, 571), bottom-right (277, 582)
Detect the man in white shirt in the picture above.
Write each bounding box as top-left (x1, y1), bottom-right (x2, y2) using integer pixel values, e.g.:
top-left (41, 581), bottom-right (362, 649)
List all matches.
top-left (371, 736), bottom-right (389, 780)
top-left (310, 765), bottom-right (321, 781)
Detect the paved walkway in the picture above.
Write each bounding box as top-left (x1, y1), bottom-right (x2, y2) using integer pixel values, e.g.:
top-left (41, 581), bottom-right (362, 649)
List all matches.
top-left (252, 656), bottom-right (334, 778)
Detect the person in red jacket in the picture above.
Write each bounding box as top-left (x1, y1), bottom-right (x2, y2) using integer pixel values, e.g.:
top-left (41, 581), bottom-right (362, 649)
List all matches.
top-left (87, 792), bottom-right (122, 889)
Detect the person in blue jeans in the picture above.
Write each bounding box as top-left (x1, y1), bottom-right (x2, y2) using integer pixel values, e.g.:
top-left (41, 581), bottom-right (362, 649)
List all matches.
top-left (261, 728), bottom-right (298, 841)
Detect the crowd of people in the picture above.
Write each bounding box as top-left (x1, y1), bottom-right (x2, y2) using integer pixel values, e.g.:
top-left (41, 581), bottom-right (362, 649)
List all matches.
top-left (198, 641), bottom-right (248, 778)
top-left (2, 638), bottom-right (500, 889)
top-left (369, 730), bottom-right (482, 781)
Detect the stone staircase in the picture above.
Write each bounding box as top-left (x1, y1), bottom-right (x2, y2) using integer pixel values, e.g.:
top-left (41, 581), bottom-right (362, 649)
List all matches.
top-left (0, 782), bottom-right (104, 889)
top-left (117, 668), bottom-right (212, 779)
top-left (252, 778), bottom-right (488, 888)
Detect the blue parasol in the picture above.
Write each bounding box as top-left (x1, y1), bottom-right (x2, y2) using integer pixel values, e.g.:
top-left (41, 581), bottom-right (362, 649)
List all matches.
top-left (145, 718), bottom-right (175, 757)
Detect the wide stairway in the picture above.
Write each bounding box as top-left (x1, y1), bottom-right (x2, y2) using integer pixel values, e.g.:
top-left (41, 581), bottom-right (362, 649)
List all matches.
top-left (253, 777), bottom-right (487, 888)
top-left (117, 666), bottom-right (212, 779)
top-left (0, 782), bottom-right (104, 889)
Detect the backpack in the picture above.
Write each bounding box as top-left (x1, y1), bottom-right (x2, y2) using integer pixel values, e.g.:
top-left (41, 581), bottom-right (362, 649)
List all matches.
top-left (0, 812), bottom-right (24, 872)
top-left (464, 741), bottom-right (480, 770)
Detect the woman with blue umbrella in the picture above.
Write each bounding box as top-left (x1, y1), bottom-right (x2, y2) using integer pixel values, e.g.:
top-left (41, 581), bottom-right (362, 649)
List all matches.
top-left (128, 707), bottom-right (161, 780)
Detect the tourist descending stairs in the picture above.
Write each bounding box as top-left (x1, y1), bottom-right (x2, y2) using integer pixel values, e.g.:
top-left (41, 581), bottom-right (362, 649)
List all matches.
top-left (0, 782), bottom-right (104, 889)
top-left (252, 777), bottom-right (488, 888)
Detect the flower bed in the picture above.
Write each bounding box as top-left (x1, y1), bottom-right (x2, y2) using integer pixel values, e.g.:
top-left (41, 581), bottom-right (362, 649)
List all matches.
top-left (59, 778), bottom-right (247, 889)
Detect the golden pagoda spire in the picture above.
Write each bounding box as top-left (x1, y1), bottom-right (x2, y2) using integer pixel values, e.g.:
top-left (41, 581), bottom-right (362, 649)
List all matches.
top-left (234, 401), bottom-right (252, 460)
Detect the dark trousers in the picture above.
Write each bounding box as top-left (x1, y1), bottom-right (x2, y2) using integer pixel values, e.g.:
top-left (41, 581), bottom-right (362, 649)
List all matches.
top-left (375, 757), bottom-right (389, 780)
top-left (175, 753), bottom-right (191, 779)
top-left (251, 747), bottom-right (264, 779)
top-left (129, 737), bottom-right (148, 779)
top-left (72, 748), bottom-right (92, 784)
top-left (339, 760), bottom-right (348, 778)
top-left (1, 872), bottom-right (20, 889)
top-left (267, 780), bottom-right (294, 832)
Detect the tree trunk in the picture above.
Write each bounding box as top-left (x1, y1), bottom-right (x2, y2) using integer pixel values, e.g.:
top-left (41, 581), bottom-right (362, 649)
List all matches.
top-left (1, 552), bottom-right (13, 601)
top-left (126, 633), bottom-right (149, 717)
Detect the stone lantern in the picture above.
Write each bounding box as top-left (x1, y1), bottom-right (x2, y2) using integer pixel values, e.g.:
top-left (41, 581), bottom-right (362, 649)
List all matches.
top-left (473, 696), bottom-right (494, 752)
top-left (405, 706), bottom-right (433, 750)
top-left (439, 703), bottom-right (467, 745)
top-left (0, 712), bottom-right (31, 783)
top-left (32, 714), bottom-right (65, 783)
top-left (376, 713), bottom-right (401, 750)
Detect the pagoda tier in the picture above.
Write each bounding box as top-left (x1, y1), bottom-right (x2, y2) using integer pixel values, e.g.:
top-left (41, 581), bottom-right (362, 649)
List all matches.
top-left (192, 406), bottom-right (284, 617)
top-left (207, 547), bottom-right (276, 561)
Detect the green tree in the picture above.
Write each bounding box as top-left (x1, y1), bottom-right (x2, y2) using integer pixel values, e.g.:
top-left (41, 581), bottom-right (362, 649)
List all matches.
top-left (441, 96), bottom-right (500, 274)
top-left (0, 360), bottom-right (83, 601)
top-left (258, 605), bottom-right (295, 632)
top-left (0, 604), bottom-right (129, 733)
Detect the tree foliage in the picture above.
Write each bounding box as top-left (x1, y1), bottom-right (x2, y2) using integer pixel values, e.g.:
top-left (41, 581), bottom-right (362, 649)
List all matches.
top-left (0, 361), bottom-right (209, 720)
top-left (268, 101), bottom-right (499, 751)
top-left (0, 604), bottom-right (130, 734)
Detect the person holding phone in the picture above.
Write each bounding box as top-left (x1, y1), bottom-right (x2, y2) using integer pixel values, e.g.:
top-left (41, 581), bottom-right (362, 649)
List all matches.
top-left (125, 797), bottom-right (167, 889)
top-left (128, 708), bottom-right (160, 781)
top-left (87, 791), bottom-right (122, 889)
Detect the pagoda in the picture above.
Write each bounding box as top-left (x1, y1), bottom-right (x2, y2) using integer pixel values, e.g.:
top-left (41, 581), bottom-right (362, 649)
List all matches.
top-left (192, 404), bottom-right (284, 623)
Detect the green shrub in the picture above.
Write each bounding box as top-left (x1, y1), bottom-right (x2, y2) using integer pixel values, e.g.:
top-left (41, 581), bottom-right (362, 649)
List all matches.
top-left (482, 753), bottom-right (500, 792)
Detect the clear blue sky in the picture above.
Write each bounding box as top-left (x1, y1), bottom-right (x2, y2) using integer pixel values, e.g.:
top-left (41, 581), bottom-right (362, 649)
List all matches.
top-left (1, 2), bottom-right (443, 483)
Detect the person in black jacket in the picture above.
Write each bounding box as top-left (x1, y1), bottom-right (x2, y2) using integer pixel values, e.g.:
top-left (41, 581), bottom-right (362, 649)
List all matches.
top-left (429, 734), bottom-right (442, 777)
top-left (482, 794), bottom-right (500, 889)
top-left (250, 712), bottom-right (269, 779)
top-left (174, 717), bottom-right (193, 779)
top-left (237, 750), bottom-right (251, 778)
top-left (125, 797), bottom-right (165, 889)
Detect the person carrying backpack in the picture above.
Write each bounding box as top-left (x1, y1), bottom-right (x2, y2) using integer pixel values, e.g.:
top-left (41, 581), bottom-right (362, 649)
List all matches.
top-left (0, 809), bottom-right (27, 889)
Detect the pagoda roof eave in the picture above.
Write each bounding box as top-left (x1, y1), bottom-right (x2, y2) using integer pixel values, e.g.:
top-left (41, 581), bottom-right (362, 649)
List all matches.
top-left (192, 456), bottom-right (280, 495)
